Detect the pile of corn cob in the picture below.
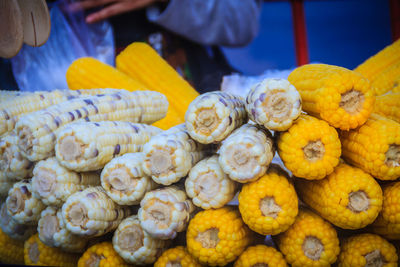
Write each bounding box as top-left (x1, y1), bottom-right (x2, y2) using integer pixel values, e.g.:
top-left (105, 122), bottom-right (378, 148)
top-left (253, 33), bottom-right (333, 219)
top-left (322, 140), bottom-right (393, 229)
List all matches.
top-left (0, 39), bottom-right (400, 267)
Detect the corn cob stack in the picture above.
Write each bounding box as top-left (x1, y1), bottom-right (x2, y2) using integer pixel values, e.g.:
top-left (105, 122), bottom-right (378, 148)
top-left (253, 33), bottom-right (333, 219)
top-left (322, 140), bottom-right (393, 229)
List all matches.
top-left (6, 180), bottom-right (46, 225)
top-left (277, 114), bottom-right (341, 180)
top-left (245, 78), bottom-right (302, 131)
top-left (238, 165), bottom-right (298, 235)
top-left (187, 207), bottom-right (252, 266)
top-left (112, 215), bottom-right (170, 265)
top-left (61, 186), bottom-right (131, 237)
top-left (370, 182), bottom-right (400, 239)
top-left (0, 202), bottom-right (36, 241)
top-left (277, 209), bottom-right (340, 267)
top-left (371, 62), bottom-right (400, 95)
top-left (185, 91), bottom-right (247, 144)
top-left (354, 38), bottom-right (400, 82)
top-left (234, 245), bottom-right (288, 267)
top-left (185, 155), bottom-right (237, 209)
top-left (56, 121), bottom-right (161, 172)
top-left (138, 186), bottom-right (194, 240)
top-left (154, 246), bottom-right (202, 267)
top-left (24, 233), bottom-right (80, 266)
top-left (0, 227), bottom-right (25, 265)
top-left (341, 113), bottom-right (400, 180)
top-left (31, 157), bottom-right (100, 207)
top-left (288, 64), bottom-right (375, 130)
top-left (78, 241), bottom-right (130, 267)
top-left (218, 123), bottom-right (274, 183)
top-left (16, 90), bottom-right (167, 162)
top-left (142, 124), bottom-right (210, 185)
top-left (101, 152), bottom-right (157, 205)
top-left (38, 206), bottom-right (88, 252)
top-left (296, 163), bottom-right (383, 229)
top-left (338, 233), bottom-right (398, 267)
top-left (373, 93), bottom-right (400, 124)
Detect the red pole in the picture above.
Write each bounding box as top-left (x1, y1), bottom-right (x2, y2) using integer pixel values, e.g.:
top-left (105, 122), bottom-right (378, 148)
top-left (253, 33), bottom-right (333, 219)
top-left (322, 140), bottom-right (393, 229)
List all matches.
top-left (390, 0), bottom-right (400, 41)
top-left (291, 0), bottom-right (309, 66)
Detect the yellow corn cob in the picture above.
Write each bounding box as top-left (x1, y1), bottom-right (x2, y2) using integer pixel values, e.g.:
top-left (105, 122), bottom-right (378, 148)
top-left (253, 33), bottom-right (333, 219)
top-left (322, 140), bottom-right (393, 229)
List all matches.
top-left (16, 90), bottom-right (167, 161)
top-left (155, 246), bottom-right (202, 267)
top-left (56, 121), bottom-right (161, 172)
top-left (354, 38), bottom-right (400, 82)
top-left (0, 171), bottom-right (16, 198)
top-left (0, 226), bottom-right (24, 265)
top-left (78, 241), bottom-right (130, 267)
top-left (0, 132), bottom-right (33, 180)
top-left (238, 165), bottom-right (298, 235)
top-left (277, 209), bottom-right (340, 267)
top-left (186, 207), bottom-right (252, 266)
top-left (371, 62), bottom-right (400, 95)
top-left (234, 245), bottom-right (288, 267)
top-left (218, 123), bottom-right (274, 183)
top-left (101, 152), bottom-right (157, 205)
top-left (288, 64), bottom-right (375, 130)
top-left (373, 93), bottom-right (400, 124)
top-left (277, 114), bottom-right (341, 180)
top-left (152, 106), bottom-right (185, 130)
top-left (24, 233), bottom-right (80, 266)
top-left (142, 124), bottom-right (210, 185)
top-left (138, 186), bottom-right (194, 240)
top-left (340, 113), bottom-right (400, 180)
top-left (32, 157), bottom-right (100, 207)
top-left (112, 215), bottom-right (169, 265)
top-left (338, 233), bottom-right (398, 267)
top-left (296, 163), bottom-right (383, 229)
top-left (0, 202), bottom-right (36, 241)
top-left (38, 206), bottom-right (88, 252)
top-left (61, 186), bottom-right (131, 237)
top-left (185, 155), bottom-right (237, 209)
top-left (246, 78), bottom-right (302, 131)
top-left (186, 91), bottom-right (247, 144)
top-left (6, 180), bottom-right (46, 225)
top-left (370, 182), bottom-right (400, 239)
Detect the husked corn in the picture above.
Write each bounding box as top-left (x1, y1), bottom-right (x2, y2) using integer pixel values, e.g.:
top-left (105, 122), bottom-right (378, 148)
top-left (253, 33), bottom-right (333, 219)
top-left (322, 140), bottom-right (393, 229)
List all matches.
top-left (371, 62), bottom-right (400, 95)
top-left (155, 246), bottom-right (202, 267)
top-left (0, 202), bottom-right (35, 241)
top-left (0, 226), bottom-right (24, 264)
top-left (373, 93), bottom-right (400, 124)
top-left (78, 241), bottom-right (130, 267)
top-left (234, 245), bottom-right (288, 267)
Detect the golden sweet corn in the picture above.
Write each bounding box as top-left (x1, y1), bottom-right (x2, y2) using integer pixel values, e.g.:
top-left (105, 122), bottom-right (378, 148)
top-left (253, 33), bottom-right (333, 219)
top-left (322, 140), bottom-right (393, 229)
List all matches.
top-left (0, 202), bottom-right (35, 241)
top-left (0, 226), bottom-right (24, 265)
top-left (277, 114), bottom-right (341, 180)
top-left (373, 93), bottom-right (400, 124)
top-left (288, 64), bottom-right (375, 130)
top-left (371, 62), bottom-right (400, 95)
top-left (341, 113), bottom-right (400, 180)
top-left (155, 246), bottom-right (202, 267)
top-left (234, 245), bottom-right (288, 267)
top-left (277, 209), bottom-right (340, 267)
top-left (78, 241), bottom-right (130, 267)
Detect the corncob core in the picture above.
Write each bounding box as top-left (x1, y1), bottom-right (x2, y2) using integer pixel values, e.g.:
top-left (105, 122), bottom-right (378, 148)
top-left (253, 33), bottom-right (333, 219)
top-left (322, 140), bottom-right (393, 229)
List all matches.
top-left (28, 242), bottom-right (40, 263)
top-left (196, 228), bottom-right (220, 248)
top-left (260, 197), bottom-right (281, 218)
top-left (386, 144), bottom-right (400, 167)
top-left (348, 191), bottom-right (369, 213)
top-left (33, 168), bottom-right (56, 198)
top-left (302, 236), bottom-right (324, 260)
top-left (39, 212), bottom-right (60, 244)
top-left (58, 135), bottom-right (83, 161)
top-left (67, 203), bottom-right (88, 228)
top-left (148, 148), bottom-right (173, 175)
top-left (107, 167), bottom-right (137, 193)
top-left (339, 90), bottom-right (364, 114)
top-left (303, 140), bottom-right (324, 162)
top-left (115, 223), bottom-right (144, 252)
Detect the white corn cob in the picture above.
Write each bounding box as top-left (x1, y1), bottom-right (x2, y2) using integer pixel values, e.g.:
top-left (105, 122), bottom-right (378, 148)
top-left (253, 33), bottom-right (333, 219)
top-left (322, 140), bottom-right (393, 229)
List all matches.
top-left (138, 186), bottom-right (194, 240)
top-left (0, 132), bottom-right (33, 180)
top-left (38, 206), bottom-right (88, 252)
top-left (101, 152), bottom-right (157, 205)
top-left (56, 121), bottom-right (161, 172)
top-left (62, 186), bottom-right (131, 237)
top-left (0, 202), bottom-right (36, 241)
top-left (0, 171), bottom-right (16, 198)
top-left (142, 124), bottom-right (210, 185)
top-left (185, 91), bottom-right (247, 144)
top-left (185, 155), bottom-right (237, 209)
top-left (0, 90), bottom-right (27, 103)
top-left (113, 215), bottom-right (170, 265)
top-left (6, 180), bottom-right (46, 225)
top-left (31, 157), bottom-right (100, 207)
top-left (245, 78), bottom-right (302, 131)
top-left (16, 90), bottom-right (168, 161)
top-left (218, 123), bottom-right (275, 183)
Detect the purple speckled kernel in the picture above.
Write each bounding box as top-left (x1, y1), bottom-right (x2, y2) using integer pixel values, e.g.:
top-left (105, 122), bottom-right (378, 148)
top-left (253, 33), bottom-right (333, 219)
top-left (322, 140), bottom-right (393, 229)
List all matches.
top-left (68, 112), bottom-right (75, 121)
top-left (84, 117), bottom-right (90, 122)
top-left (131, 125), bottom-right (139, 133)
top-left (39, 94), bottom-right (44, 100)
top-left (67, 95), bottom-right (75, 100)
top-left (20, 186), bottom-right (31, 197)
top-left (75, 109), bottom-right (82, 118)
top-left (93, 149), bottom-right (99, 157)
top-left (86, 192), bottom-right (97, 199)
top-left (82, 107), bottom-right (89, 116)
top-left (219, 98), bottom-right (228, 107)
top-left (259, 93), bottom-right (266, 102)
top-left (251, 109), bottom-right (257, 118)
top-left (54, 117), bottom-right (61, 127)
top-left (94, 123), bottom-right (100, 127)
top-left (112, 93), bottom-right (122, 100)
top-left (83, 99), bottom-right (94, 105)
top-left (92, 105), bottom-right (99, 114)
top-left (228, 116), bottom-right (233, 125)
top-left (2, 110), bottom-right (10, 120)
top-left (113, 144), bottom-right (121, 156)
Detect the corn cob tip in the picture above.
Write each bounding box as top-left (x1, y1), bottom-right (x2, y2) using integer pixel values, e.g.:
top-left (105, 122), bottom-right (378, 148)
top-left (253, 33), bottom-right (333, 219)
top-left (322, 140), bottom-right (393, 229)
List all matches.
top-left (104, 168), bottom-right (135, 193)
top-left (147, 150), bottom-right (173, 175)
top-left (27, 239), bottom-right (40, 264)
top-left (259, 197), bottom-right (281, 218)
top-left (115, 223), bottom-right (144, 252)
top-left (17, 126), bottom-right (34, 157)
top-left (38, 211), bottom-right (59, 245)
top-left (58, 135), bottom-right (82, 161)
top-left (302, 236), bottom-right (324, 260)
top-left (196, 228), bottom-right (219, 248)
top-left (348, 190), bottom-right (369, 213)
top-left (339, 89), bottom-right (365, 115)
top-left (303, 140), bottom-right (325, 162)
top-left (7, 187), bottom-right (24, 215)
top-left (32, 167), bottom-right (56, 198)
top-left (386, 144), bottom-right (400, 167)
top-left (66, 203), bottom-right (87, 228)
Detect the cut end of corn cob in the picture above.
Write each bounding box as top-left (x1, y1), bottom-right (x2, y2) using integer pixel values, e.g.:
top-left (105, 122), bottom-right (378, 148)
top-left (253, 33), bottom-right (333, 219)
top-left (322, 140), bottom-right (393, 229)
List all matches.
top-left (39, 210), bottom-right (60, 245)
top-left (57, 135), bottom-right (82, 161)
top-left (386, 144), bottom-right (400, 167)
top-left (339, 89), bottom-right (365, 115)
top-left (302, 236), bottom-right (324, 260)
top-left (302, 140), bottom-right (325, 162)
top-left (32, 167), bottom-right (56, 198)
top-left (347, 190), bottom-right (369, 213)
top-left (78, 241), bottom-right (130, 267)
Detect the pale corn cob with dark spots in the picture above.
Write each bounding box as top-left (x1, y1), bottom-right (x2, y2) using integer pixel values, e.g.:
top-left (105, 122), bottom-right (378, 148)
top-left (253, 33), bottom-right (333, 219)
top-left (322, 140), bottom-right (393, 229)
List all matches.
top-left (6, 180), bottom-right (46, 225)
top-left (16, 90), bottom-right (167, 161)
top-left (56, 121), bottom-right (161, 172)
top-left (138, 186), bottom-right (194, 240)
top-left (31, 157), bottom-right (100, 207)
top-left (101, 152), bottom-right (157, 205)
top-left (0, 90), bottom-right (27, 103)
top-left (0, 202), bottom-right (36, 241)
top-left (185, 155), bottom-right (237, 209)
top-left (62, 186), bottom-right (131, 237)
top-left (185, 91), bottom-right (247, 144)
top-left (142, 124), bottom-right (210, 185)
top-left (0, 171), bottom-right (16, 198)
top-left (218, 123), bottom-right (274, 183)
top-left (38, 206), bottom-right (88, 252)
top-left (112, 215), bottom-right (170, 265)
top-left (246, 78), bottom-right (302, 131)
